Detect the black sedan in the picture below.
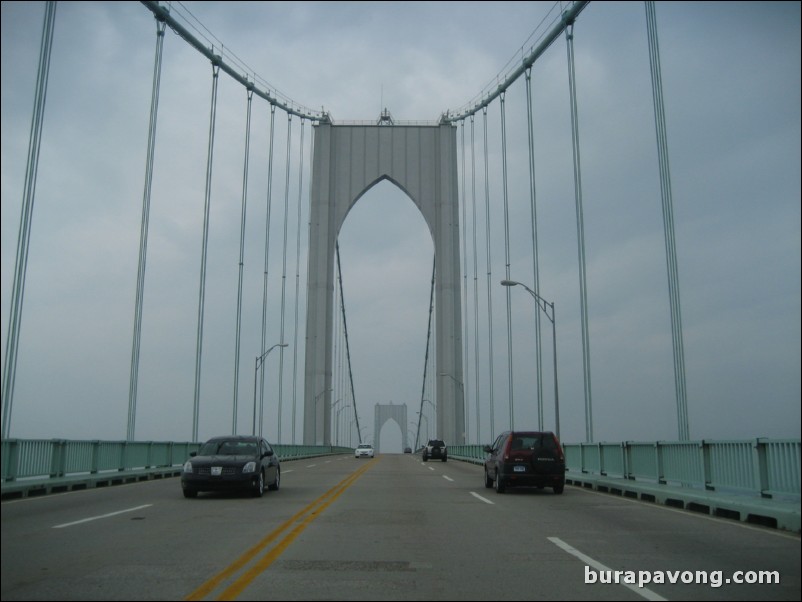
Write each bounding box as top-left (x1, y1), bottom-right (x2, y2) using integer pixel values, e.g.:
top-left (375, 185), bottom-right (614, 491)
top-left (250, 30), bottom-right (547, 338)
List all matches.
top-left (181, 436), bottom-right (280, 498)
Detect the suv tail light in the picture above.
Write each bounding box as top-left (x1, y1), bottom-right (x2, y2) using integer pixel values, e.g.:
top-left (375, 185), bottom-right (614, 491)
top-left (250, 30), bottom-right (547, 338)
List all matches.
top-left (552, 434), bottom-right (565, 461)
top-left (503, 435), bottom-right (513, 461)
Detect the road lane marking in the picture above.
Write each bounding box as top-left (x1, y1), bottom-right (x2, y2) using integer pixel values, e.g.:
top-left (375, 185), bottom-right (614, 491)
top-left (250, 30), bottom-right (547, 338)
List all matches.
top-left (428, 466), bottom-right (435, 471)
top-left (548, 537), bottom-right (667, 601)
top-left (443, 475), bottom-right (454, 482)
top-left (306, 464), bottom-right (317, 468)
top-left (52, 504), bottom-right (153, 529)
top-left (185, 458), bottom-right (378, 601)
top-left (470, 492), bottom-right (494, 505)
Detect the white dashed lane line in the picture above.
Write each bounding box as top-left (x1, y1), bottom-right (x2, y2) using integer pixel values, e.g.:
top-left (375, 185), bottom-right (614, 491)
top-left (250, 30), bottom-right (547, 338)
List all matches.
top-left (470, 492), bottom-right (494, 505)
top-left (53, 504), bottom-right (153, 529)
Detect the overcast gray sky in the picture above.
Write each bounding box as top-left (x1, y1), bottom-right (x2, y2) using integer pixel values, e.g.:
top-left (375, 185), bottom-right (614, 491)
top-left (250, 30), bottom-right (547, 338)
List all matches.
top-left (1, 1), bottom-right (799, 450)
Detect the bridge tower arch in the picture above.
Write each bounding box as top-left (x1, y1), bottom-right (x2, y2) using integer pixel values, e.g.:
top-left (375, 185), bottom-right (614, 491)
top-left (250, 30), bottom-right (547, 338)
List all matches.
top-left (304, 122), bottom-right (464, 446)
top-left (374, 403), bottom-right (408, 453)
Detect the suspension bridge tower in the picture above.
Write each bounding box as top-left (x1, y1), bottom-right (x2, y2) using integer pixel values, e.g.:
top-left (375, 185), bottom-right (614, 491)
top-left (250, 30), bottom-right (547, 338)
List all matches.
top-left (303, 116), bottom-right (464, 446)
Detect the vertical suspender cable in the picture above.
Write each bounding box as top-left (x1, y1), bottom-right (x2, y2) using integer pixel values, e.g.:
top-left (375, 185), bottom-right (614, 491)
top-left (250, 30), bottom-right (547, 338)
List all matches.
top-left (336, 243), bottom-right (361, 445)
top-left (500, 91), bottom-right (515, 431)
top-left (2, 1), bottom-right (57, 441)
top-left (257, 105), bottom-right (276, 438)
top-left (566, 22), bottom-right (594, 443)
top-left (431, 300), bottom-right (436, 437)
top-left (416, 257), bottom-right (436, 451)
top-left (331, 242), bottom-right (337, 445)
top-left (192, 61), bottom-right (220, 443)
top-left (525, 68), bottom-right (544, 431)
top-left (646, 1), bottom-right (688, 440)
top-left (482, 107), bottom-right (495, 439)
top-left (459, 121), bottom-right (470, 439)
top-left (338, 263), bottom-right (345, 443)
top-left (290, 119), bottom-right (306, 444)
top-left (128, 16), bottom-right (166, 442)
top-left (337, 260), bottom-right (346, 443)
top-left (470, 116), bottom-right (480, 444)
top-left (231, 87), bottom-right (253, 435)
top-left (302, 128), bottom-right (315, 445)
top-left (277, 115), bottom-right (293, 443)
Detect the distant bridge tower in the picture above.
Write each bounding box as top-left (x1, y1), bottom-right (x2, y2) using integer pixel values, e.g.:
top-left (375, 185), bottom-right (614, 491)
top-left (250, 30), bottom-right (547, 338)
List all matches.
top-left (374, 403), bottom-right (408, 453)
top-left (304, 119), bottom-right (464, 445)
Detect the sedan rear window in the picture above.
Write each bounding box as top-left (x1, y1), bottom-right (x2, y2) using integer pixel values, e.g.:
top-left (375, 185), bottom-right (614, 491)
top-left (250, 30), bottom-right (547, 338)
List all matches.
top-left (199, 440), bottom-right (257, 456)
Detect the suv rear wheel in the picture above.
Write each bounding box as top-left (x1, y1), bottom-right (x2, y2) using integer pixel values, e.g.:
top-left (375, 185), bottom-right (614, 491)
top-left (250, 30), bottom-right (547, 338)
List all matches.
top-left (495, 472), bottom-right (506, 494)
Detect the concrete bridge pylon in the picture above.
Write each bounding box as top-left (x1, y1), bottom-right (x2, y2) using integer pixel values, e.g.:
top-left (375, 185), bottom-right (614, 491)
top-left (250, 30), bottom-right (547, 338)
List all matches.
top-left (303, 122), bottom-right (464, 446)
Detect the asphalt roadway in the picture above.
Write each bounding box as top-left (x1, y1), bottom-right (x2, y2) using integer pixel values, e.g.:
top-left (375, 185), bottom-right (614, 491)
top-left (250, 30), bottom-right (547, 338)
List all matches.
top-left (1, 453), bottom-right (799, 600)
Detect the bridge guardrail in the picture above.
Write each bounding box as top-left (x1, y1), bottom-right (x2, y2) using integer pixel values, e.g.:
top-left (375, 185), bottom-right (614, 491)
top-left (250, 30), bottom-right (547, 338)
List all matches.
top-left (449, 438), bottom-right (800, 531)
top-left (449, 438), bottom-right (800, 500)
top-left (565, 439), bottom-right (800, 500)
top-left (1, 439), bottom-right (352, 498)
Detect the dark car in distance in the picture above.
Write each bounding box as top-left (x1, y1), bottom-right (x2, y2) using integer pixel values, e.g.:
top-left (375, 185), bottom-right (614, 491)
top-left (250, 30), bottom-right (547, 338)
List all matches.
top-left (422, 439), bottom-right (447, 462)
top-left (181, 436), bottom-right (280, 498)
top-left (484, 431), bottom-right (565, 494)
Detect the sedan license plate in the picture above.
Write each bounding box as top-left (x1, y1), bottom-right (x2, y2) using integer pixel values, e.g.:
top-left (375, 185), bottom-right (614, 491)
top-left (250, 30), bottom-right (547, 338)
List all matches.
top-left (514, 465), bottom-right (526, 473)
top-left (211, 466), bottom-right (223, 476)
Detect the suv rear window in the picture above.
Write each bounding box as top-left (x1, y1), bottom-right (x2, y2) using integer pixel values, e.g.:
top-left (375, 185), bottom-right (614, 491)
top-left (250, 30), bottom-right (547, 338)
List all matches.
top-left (428, 440), bottom-right (445, 447)
top-left (510, 433), bottom-right (558, 451)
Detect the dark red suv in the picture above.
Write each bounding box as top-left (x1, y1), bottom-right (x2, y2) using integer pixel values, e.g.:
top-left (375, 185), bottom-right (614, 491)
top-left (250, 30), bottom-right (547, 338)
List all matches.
top-left (483, 431), bottom-right (565, 494)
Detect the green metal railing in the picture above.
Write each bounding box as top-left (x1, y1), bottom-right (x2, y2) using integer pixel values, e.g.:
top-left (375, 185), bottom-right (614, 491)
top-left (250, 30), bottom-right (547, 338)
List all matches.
top-left (4, 438), bottom-right (798, 502)
top-left (449, 438), bottom-right (800, 500)
top-left (1, 438), bottom-right (352, 484)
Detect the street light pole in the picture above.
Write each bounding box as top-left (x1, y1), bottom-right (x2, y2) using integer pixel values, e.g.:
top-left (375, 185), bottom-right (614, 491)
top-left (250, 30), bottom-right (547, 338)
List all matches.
top-left (253, 343), bottom-right (288, 437)
top-left (501, 280), bottom-right (561, 441)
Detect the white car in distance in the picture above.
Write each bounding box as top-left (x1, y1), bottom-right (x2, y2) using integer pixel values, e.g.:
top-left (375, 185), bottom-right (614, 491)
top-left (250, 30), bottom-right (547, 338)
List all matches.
top-left (355, 443), bottom-right (375, 459)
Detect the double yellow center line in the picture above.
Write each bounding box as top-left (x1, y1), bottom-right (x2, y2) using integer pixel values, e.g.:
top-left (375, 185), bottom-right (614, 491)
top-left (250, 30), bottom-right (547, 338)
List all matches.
top-left (186, 457), bottom-right (378, 601)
